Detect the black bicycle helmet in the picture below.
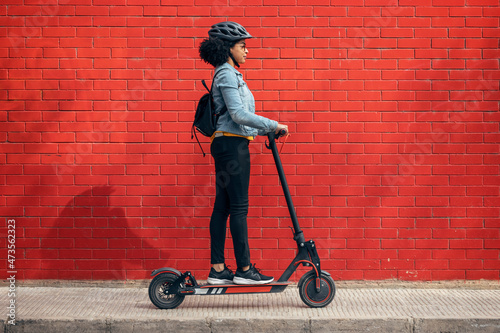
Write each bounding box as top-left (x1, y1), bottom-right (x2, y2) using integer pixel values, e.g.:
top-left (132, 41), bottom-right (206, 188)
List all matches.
top-left (208, 21), bottom-right (253, 42)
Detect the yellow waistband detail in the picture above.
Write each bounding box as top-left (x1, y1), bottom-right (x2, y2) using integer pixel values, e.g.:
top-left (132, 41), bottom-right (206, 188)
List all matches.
top-left (210, 131), bottom-right (254, 143)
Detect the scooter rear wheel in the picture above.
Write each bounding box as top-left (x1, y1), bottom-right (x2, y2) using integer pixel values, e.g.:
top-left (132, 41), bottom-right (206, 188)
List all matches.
top-left (149, 272), bottom-right (185, 309)
top-left (298, 271), bottom-right (335, 308)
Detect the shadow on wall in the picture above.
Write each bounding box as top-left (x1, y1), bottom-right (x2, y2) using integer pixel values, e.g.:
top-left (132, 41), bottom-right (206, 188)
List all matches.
top-left (26, 186), bottom-right (166, 280)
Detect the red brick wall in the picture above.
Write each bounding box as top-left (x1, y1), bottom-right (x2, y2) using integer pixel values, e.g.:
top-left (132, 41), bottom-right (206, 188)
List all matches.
top-left (1, 1), bottom-right (499, 281)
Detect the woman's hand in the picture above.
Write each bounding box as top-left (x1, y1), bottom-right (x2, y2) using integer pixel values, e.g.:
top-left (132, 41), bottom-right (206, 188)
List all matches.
top-left (275, 123), bottom-right (288, 134)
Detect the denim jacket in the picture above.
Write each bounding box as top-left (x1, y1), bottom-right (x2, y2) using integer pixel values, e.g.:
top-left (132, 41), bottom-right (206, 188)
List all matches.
top-left (213, 63), bottom-right (278, 137)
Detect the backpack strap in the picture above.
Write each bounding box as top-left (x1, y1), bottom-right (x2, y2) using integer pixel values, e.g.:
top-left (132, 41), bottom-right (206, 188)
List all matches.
top-left (201, 79), bottom-right (210, 93)
top-left (191, 125), bottom-right (206, 157)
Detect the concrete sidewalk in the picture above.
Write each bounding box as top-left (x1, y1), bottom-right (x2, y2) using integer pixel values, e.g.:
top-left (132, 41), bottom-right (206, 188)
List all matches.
top-left (2, 283), bottom-right (500, 333)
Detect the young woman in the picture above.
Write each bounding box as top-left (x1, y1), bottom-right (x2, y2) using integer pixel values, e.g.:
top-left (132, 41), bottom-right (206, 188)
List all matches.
top-left (199, 22), bottom-right (288, 285)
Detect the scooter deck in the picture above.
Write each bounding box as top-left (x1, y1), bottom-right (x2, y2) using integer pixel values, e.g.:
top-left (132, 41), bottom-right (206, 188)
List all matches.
top-left (193, 281), bottom-right (291, 295)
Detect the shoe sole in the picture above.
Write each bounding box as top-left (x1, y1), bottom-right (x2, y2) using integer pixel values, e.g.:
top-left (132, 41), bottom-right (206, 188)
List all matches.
top-left (233, 277), bottom-right (274, 285)
top-left (207, 277), bottom-right (233, 285)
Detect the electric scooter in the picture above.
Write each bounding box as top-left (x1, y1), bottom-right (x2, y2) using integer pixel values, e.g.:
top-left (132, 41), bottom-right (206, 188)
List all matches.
top-left (148, 130), bottom-right (336, 309)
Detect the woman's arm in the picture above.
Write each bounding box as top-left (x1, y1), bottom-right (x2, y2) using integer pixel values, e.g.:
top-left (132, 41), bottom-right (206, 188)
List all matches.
top-left (218, 70), bottom-right (278, 134)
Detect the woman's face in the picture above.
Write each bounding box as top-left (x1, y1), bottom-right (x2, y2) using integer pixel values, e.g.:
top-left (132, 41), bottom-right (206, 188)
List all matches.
top-left (230, 40), bottom-right (248, 65)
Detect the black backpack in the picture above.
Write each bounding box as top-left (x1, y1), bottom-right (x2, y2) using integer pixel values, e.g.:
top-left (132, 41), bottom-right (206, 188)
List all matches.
top-left (191, 70), bottom-right (227, 156)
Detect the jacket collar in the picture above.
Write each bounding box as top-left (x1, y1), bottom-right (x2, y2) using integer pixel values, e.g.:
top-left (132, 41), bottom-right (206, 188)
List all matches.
top-left (215, 62), bottom-right (241, 77)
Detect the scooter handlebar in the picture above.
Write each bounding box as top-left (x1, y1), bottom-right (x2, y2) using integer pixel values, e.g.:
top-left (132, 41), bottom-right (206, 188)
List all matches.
top-left (267, 129), bottom-right (288, 142)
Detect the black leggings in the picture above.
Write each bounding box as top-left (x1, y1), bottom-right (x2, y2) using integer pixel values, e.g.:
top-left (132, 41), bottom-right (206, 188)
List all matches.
top-left (210, 136), bottom-right (251, 268)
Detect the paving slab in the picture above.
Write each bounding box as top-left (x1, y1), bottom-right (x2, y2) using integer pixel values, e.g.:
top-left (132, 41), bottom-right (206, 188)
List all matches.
top-left (1, 286), bottom-right (500, 332)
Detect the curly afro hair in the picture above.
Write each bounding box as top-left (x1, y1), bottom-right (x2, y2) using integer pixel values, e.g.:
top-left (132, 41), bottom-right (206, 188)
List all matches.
top-left (199, 37), bottom-right (238, 68)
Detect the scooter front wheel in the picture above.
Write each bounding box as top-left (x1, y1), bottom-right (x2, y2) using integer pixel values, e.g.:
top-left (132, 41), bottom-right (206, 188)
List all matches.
top-left (149, 272), bottom-right (185, 309)
top-left (298, 271), bottom-right (336, 308)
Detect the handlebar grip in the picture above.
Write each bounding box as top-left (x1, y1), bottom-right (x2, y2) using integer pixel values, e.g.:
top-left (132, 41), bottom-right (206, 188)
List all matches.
top-left (266, 129), bottom-right (288, 146)
top-left (275, 128), bottom-right (288, 139)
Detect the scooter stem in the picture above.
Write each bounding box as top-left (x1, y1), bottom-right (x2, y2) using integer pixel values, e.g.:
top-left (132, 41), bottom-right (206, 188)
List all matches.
top-left (267, 132), bottom-right (305, 244)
